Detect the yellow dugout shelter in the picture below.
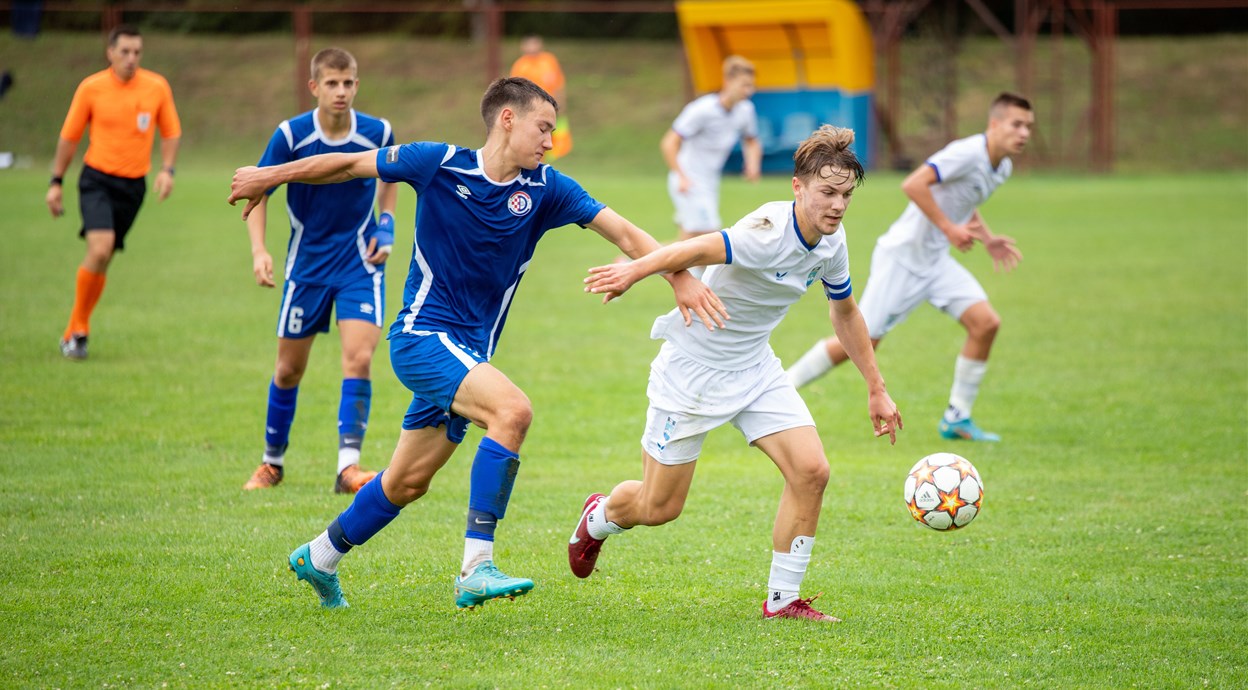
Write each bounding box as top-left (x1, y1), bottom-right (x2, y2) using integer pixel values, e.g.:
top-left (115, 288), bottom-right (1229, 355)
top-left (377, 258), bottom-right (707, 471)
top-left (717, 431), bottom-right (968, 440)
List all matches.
top-left (676, 0), bottom-right (875, 170)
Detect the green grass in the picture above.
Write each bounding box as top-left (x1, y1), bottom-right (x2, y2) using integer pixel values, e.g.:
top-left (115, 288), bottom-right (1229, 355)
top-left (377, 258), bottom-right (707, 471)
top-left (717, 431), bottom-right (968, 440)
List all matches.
top-left (0, 161), bottom-right (1245, 687)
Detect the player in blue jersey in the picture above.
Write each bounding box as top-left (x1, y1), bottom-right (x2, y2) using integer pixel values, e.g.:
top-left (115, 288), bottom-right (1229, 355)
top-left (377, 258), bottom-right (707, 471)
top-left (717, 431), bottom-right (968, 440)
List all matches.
top-left (229, 77), bottom-right (727, 610)
top-left (241, 48), bottom-right (397, 494)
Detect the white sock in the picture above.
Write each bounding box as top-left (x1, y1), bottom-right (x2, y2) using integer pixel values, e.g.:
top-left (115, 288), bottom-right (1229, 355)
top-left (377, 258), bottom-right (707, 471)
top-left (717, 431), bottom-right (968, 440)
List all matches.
top-left (766, 536), bottom-right (815, 613)
top-left (586, 498), bottom-right (627, 541)
top-left (787, 340), bottom-right (835, 388)
top-left (461, 537), bottom-right (493, 576)
top-left (946, 355), bottom-right (988, 422)
top-left (262, 452), bottom-right (285, 467)
top-left (309, 531), bottom-right (344, 574)
top-left (337, 447), bottom-right (362, 475)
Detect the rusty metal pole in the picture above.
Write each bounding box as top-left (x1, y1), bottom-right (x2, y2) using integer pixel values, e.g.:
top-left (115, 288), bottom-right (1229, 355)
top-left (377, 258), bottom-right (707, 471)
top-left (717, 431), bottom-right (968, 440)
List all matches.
top-left (294, 7), bottom-right (312, 112)
top-left (486, 2), bottom-right (503, 85)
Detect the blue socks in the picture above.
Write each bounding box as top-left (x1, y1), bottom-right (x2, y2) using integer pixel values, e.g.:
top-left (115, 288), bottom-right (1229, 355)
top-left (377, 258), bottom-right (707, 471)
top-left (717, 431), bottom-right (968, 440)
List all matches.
top-left (466, 437), bottom-right (520, 541)
top-left (338, 378), bottom-right (372, 452)
top-left (328, 471), bottom-right (400, 553)
top-left (264, 381), bottom-right (298, 461)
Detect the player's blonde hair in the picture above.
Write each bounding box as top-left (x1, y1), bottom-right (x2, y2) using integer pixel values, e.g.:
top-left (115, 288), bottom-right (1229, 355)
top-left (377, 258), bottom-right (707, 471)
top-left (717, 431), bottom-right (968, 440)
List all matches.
top-left (311, 47), bottom-right (357, 81)
top-left (793, 125), bottom-right (865, 187)
top-left (722, 55), bottom-right (755, 81)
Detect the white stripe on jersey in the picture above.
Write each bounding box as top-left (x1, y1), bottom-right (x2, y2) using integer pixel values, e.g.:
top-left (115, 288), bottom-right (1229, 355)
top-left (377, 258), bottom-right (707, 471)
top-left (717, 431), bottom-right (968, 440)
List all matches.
top-left (277, 279), bottom-right (297, 338)
top-left (486, 259), bottom-right (530, 361)
top-left (283, 205), bottom-right (305, 280)
top-left (278, 120), bottom-right (294, 150)
top-left (401, 238), bottom-right (436, 334)
top-left (348, 132), bottom-right (379, 150)
top-left (291, 130), bottom-right (320, 153)
top-left (351, 211), bottom-right (380, 275)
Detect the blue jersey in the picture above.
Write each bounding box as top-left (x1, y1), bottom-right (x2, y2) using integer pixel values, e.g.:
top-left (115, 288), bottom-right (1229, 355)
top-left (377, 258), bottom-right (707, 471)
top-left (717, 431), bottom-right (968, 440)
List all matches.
top-left (258, 108), bottom-right (395, 285)
top-left (376, 142), bottom-right (606, 357)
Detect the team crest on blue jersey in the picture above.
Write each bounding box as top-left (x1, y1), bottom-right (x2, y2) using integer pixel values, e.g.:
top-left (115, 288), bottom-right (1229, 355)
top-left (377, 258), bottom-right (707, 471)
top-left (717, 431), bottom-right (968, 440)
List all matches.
top-left (507, 190), bottom-right (532, 217)
top-left (136, 112), bottom-right (151, 132)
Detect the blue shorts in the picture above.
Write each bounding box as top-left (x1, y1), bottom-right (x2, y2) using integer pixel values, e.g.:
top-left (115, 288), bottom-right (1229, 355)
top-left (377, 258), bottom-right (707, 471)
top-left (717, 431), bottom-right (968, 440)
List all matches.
top-left (391, 331), bottom-right (484, 443)
top-left (277, 273), bottom-right (385, 339)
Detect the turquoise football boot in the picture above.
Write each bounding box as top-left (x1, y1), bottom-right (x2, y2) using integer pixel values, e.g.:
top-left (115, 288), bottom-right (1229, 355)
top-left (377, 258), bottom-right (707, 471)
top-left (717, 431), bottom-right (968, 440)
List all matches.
top-left (454, 561), bottom-right (534, 609)
top-left (939, 417), bottom-right (1001, 442)
top-left (288, 543), bottom-right (348, 609)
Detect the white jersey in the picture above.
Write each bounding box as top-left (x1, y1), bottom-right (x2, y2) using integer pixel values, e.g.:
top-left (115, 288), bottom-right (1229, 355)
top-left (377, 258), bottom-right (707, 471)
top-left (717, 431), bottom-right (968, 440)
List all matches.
top-left (876, 133), bottom-right (1012, 274)
top-left (650, 201), bottom-right (852, 371)
top-left (671, 93), bottom-right (758, 188)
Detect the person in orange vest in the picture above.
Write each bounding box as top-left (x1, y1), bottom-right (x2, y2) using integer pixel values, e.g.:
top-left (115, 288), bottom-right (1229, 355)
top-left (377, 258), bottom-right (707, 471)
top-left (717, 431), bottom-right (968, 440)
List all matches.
top-left (509, 35), bottom-right (572, 161)
top-left (47, 25), bottom-right (181, 360)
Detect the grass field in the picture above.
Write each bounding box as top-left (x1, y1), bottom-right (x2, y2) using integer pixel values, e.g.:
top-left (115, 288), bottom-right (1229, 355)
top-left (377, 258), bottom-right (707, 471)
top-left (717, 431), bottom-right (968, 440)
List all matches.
top-left (0, 161), bottom-right (1244, 687)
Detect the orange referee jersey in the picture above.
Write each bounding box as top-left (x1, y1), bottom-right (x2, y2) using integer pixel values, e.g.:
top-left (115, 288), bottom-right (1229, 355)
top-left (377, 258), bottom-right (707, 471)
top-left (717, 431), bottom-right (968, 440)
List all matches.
top-left (510, 51), bottom-right (565, 97)
top-left (59, 67), bottom-right (181, 179)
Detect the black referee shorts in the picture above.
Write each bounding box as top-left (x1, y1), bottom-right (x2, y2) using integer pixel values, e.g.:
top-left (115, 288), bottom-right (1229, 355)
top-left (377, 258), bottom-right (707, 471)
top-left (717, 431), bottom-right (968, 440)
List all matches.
top-left (78, 164), bottom-right (146, 250)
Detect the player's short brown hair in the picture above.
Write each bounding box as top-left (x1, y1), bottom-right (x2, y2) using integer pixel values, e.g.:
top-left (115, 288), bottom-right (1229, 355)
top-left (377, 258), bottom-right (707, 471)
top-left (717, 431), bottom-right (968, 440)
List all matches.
top-left (480, 77), bottom-right (559, 130)
top-left (990, 92), bottom-right (1032, 117)
top-left (793, 125), bottom-right (865, 187)
top-left (108, 25), bottom-right (141, 46)
top-left (722, 55), bottom-right (755, 81)
top-left (311, 47), bottom-right (357, 81)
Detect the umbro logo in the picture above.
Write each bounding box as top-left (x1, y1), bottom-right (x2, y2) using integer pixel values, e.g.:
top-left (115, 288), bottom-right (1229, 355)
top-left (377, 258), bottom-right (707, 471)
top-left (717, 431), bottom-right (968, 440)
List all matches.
top-left (456, 185), bottom-right (471, 199)
top-left (359, 303), bottom-right (374, 315)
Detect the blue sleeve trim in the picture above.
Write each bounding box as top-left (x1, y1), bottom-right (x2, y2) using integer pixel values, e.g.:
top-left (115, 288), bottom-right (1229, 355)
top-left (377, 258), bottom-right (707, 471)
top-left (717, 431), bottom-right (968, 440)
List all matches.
top-left (822, 278), bottom-right (852, 301)
top-left (721, 230), bottom-right (732, 265)
top-left (927, 161), bottom-right (942, 183)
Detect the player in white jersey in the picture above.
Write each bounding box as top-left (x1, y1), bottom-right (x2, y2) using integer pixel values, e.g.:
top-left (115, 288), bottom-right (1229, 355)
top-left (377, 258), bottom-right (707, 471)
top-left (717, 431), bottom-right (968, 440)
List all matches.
top-left (568, 126), bottom-right (902, 623)
top-left (229, 77), bottom-right (727, 611)
top-left (662, 55), bottom-right (762, 242)
top-left (241, 48), bottom-right (397, 495)
top-left (787, 93), bottom-right (1033, 443)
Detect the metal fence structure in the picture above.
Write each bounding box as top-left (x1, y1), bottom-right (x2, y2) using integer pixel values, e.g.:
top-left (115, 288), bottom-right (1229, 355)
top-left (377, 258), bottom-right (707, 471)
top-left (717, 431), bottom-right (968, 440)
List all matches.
top-left (5, 0), bottom-right (1246, 171)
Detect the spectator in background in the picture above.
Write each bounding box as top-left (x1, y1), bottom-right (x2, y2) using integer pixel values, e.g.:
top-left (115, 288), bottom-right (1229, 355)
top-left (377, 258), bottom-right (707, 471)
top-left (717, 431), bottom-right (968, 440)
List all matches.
top-left (662, 55), bottom-right (762, 244)
top-left (46, 25), bottom-right (181, 360)
top-left (509, 35), bottom-right (572, 161)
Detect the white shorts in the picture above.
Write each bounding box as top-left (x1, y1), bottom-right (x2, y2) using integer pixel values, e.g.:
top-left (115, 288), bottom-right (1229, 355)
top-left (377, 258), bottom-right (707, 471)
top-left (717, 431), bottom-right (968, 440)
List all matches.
top-left (859, 249), bottom-right (989, 340)
top-left (641, 343), bottom-right (816, 465)
top-left (667, 171), bottom-right (721, 233)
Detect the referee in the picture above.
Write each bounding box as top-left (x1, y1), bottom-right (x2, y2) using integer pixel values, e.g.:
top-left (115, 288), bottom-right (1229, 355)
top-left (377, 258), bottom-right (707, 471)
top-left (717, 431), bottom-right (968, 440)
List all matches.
top-left (46, 25), bottom-right (181, 360)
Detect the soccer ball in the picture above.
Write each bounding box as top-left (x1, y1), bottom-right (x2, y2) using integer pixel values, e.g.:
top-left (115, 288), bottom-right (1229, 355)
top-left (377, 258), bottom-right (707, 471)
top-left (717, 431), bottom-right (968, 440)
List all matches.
top-left (903, 453), bottom-right (983, 531)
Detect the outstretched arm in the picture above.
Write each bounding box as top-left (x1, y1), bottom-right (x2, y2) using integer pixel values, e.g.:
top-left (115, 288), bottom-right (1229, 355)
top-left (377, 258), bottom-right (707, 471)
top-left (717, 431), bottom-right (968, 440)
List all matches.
top-left (585, 208), bottom-right (728, 330)
top-left (228, 150), bottom-right (379, 220)
top-left (829, 295), bottom-right (902, 444)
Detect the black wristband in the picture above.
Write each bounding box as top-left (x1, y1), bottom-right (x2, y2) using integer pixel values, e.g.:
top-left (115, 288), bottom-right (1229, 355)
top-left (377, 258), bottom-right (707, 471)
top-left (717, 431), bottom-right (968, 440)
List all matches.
top-left (50, 175), bottom-right (64, 187)
top-left (162, 166), bottom-right (175, 176)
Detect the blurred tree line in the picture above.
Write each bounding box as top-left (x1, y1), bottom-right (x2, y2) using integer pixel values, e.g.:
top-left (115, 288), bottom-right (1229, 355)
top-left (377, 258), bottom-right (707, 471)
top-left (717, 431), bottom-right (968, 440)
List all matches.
top-left (9, 0), bottom-right (1244, 38)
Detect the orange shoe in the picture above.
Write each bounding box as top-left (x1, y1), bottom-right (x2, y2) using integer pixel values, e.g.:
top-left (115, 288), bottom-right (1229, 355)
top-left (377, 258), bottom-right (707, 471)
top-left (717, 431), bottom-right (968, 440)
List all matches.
top-left (334, 464), bottom-right (377, 494)
top-left (243, 462), bottom-right (283, 490)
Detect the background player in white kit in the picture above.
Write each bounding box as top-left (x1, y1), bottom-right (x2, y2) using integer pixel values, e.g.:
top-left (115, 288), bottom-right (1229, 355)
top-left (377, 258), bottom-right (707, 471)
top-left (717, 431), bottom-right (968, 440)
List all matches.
top-left (569, 126), bottom-right (902, 622)
top-left (787, 93), bottom-right (1033, 443)
top-left (662, 55), bottom-right (763, 242)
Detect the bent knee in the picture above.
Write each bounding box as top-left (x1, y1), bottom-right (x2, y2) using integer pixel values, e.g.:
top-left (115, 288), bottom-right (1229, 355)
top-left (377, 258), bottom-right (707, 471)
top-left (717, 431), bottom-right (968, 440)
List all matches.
top-left (790, 459), bottom-right (830, 493)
